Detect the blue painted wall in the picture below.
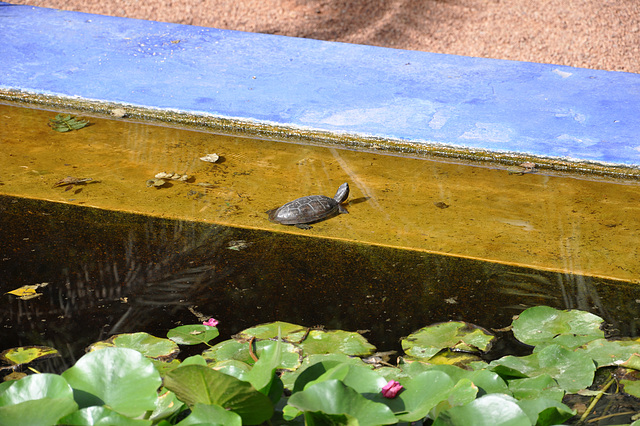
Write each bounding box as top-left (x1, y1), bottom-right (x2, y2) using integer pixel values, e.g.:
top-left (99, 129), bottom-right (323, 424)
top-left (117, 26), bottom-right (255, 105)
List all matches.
top-left (1, 2), bottom-right (639, 166)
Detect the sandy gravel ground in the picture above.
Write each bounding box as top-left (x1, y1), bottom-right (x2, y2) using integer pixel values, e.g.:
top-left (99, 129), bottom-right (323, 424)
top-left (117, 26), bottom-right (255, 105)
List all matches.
top-left (10, 0), bottom-right (640, 73)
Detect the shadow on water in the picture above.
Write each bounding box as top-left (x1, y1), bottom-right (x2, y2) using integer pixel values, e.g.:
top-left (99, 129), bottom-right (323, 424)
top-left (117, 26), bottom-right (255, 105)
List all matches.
top-left (1, 195), bottom-right (639, 373)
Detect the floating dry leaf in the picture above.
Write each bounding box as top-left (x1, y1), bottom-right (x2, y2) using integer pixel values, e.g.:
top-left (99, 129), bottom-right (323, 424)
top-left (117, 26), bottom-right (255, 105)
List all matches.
top-left (508, 162), bottom-right (537, 175)
top-left (6, 282), bottom-right (49, 300)
top-left (52, 177), bottom-right (93, 189)
top-left (200, 153), bottom-right (220, 163)
top-left (111, 108), bottom-right (128, 118)
top-left (146, 178), bottom-right (168, 188)
top-left (155, 172), bottom-right (190, 182)
top-left (434, 201), bottom-right (450, 209)
top-left (227, 240), bottom-right (251, 251)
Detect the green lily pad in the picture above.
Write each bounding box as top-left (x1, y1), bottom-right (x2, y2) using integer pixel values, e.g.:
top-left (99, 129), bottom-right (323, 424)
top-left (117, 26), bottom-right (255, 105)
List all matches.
top-left (287, 379), bottom-right (397, 426)
top-left (88, 332), bottom-right (180, 361)
top-left (58, 406), bottom-right (152, 425)
top-left (0, 373), bottom-right (74, 405)
top-left (512, 306), bottom-right (603, 347)
top-left (202, 338), bottom-right (301, 370)
top-left (284, 354), bottom-right (371, 393)
top-left (0, 373), bottom-right (78, 425)
top-left (167, 324), bottom-right (219, 346)
top-left (244, 339), bottom-right (284, 395)
top-left (392, 371), bottom-right (456, 422)
top-left (537, 333), bottom-right (602, 350)
top-left (0, 346), bottom-right (59, 366)
top-left (490, 344), bottom-right (595, 393)
top-left (427, 349), bottom-right (484, 367)
top-left (516, 398), bottom-right (575, 426)
top-left (163, 364), bottom-right (273, 425)
top-left (150, 358), bottom-right (181, 377)
top-left (427, 364), bottom-right (510, 395)
top-left (209, 359), bottom-right (253, 382)
top-left (176, 402), bottom-right (242, 426)
top-left (580, 338), bottom-right (640, 368)
top-left (305, 363), bottom-right (387, 394)
top-left (230, 324), bottom-right (375, 358)
top-left (62, 347), bottom-right (162, 418)
top-left (290, 329), bottom-right (377, 357)
top-left (433, 394), bottom-right (531, 426)
top-left (623, 353), bottom-right (640, 370)
top-left (507, 374), bottom-right (564, 401)
top-left (0, 397), bottom-right (78, 425)
top-left (621, 376), bottom-right (640, 399)
top-left (235, 321), bottom-right (307, 340)
top-left (150, 388), bottom-right (184, 422)
top-left (402, 321), bottom-right (495, 361)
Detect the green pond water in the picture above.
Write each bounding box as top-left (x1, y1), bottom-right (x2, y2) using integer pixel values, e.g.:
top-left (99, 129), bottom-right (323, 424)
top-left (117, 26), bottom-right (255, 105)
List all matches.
top-left (1, 102), bottom-right (639, 372)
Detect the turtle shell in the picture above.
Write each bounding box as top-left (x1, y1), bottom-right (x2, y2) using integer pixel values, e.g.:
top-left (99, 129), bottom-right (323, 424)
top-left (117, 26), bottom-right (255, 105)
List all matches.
top-left (267, 195), bottom-right (340, 225)
top-left (267, 183), bottom-right (349, 227)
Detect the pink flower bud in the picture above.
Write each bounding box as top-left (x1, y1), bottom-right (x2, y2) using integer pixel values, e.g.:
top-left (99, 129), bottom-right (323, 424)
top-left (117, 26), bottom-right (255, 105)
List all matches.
top-left (203, 318), bottom-right (219, 327)
top-left (381, 380), bottom-right (403, 398)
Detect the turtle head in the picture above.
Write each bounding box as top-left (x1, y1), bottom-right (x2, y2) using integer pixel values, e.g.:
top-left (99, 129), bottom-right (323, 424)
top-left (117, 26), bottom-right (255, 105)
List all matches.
top-left (333, 182), bottom-right (349, 203)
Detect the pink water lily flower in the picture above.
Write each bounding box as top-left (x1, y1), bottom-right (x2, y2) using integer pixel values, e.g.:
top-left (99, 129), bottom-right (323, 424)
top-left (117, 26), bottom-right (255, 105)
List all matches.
top-left (203, 318), bottom-right (219, 327)
top-left (381, 380), bottom-right (403, 398)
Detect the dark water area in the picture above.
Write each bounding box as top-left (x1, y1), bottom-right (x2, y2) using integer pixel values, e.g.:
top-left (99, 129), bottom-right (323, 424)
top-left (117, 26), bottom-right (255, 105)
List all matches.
top-left (1, 195), bottom-right (639, 373)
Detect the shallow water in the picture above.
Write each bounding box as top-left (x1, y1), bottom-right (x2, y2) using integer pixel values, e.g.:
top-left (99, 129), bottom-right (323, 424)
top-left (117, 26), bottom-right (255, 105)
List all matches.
top-left (1, 102), bottom-right (639, 282)
top-left (1, 102), bottom-right (639, 370)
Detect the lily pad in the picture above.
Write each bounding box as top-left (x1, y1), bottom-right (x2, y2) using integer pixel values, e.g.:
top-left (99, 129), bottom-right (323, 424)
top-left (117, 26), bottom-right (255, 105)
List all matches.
top-left (507, 374), bottom-right (564, 401)
top-left (402, 321), bottom-right (495, 361)
top-left (62, 347), bottom-right (162, 417)
top-left (433, 394), bottom-right (531, 426)
top-left (426, 364), bottom-right (510, 395)
top-left (288, 329), bottom-right (376, 357)
top-left (623, 353), bottom-right (640, 370)
top-left (176, 402), bottom-right (242, 426)
top-left (281, 353), bottom-right (369, 391)
top-left (164, 365), bottom-right (273, 425)
top-left (427, 349), bottom-right (483, 367)
top-left (235, 321), bottom-right (306, 341)
top-left (87, 332), bottom-right (179, 361)
top-left (210, 359), bottom-right (253, 382)
top-left (287, 379), bottom-right (397, 426)
top-left (490, 344), bottom-right (595, 393)
top-left (0, 346), bottom-right (59, 366)
top-left (620, 369), bottom-right (640, 398)
top-left (202, 338), bottom-right (302, 370)
top-left (580, 338), bottom-right (640, 368)
top-left (512, 306), bottom-right (603, 347)
top-left (517, 397), bottom-right (575, 426)
top-left (150, 388), bottom-right (184, 422)
top-left (0, 373), bottom-right (78, 425)
top-left (302, 363), bottom-right (387, 394)
top-left (392, 371), bottom-right (457, 422)
top-left (58, 406), bottom-right (152, 425)
top-left (167, 324), bottom-right (219, 346)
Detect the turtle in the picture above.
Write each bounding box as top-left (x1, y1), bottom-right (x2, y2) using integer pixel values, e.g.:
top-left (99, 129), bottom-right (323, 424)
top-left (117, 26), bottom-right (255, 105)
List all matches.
top-left (266, 183), bottom-right (349, 229)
